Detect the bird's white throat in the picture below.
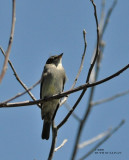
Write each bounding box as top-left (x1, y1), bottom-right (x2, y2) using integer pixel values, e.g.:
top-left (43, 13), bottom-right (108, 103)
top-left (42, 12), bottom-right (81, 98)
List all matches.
top-left (57, 62), bottom-right (63, 69)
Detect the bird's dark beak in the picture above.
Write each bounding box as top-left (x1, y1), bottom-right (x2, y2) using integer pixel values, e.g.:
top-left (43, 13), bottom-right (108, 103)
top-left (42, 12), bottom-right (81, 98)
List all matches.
top-left (57, 53), bottom-right (63, 59)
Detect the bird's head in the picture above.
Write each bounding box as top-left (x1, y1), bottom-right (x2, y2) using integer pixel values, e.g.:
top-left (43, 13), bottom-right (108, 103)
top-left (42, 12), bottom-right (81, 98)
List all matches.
top-left (46, 53), bottom-right (63, 67)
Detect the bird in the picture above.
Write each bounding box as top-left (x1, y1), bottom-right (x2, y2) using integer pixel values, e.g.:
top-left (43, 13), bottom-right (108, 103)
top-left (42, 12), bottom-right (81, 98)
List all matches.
top-left (40, 53), bottom-right (67, 140)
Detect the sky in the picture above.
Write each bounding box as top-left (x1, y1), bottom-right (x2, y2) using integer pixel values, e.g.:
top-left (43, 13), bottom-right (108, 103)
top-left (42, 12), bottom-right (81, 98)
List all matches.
top-left (0, 0), bottom-right (129, 160)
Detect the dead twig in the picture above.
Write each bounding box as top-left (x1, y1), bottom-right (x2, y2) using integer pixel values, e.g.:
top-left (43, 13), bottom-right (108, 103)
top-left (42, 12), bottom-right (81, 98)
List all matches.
top-left (99, 0), bottom-right (105, 31)
top-left (78, 120), bottom-right (125, 160)
top-left (55, 139), bottom-right (68, 152)
top-left (60, 29), bottom-right (87, 107)
top-left (48, 121), bottom-right (57, 160)
top-left (2, 79), bottom-right (40, 103)
top-left (71, 29), bottom-right (87, 89)
top-left (100, 0), bottom-right (117, 39)
top-left (64, 103), bottom-right (81, 122)
top-left (78, 128), bottom-right (111, 149)
top-left (0, 0), bottom-right (16, 83)
top-left (0, 47), bottom-right (40, 108)
top-left (91, 89), bottom-right (129, 106)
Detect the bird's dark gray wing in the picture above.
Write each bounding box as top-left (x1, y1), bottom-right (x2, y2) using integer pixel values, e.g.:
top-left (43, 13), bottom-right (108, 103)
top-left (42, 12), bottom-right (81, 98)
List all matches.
top-left (40, 79), bottom-right (43, 100)
top-left (40, 66), bottom-right (48, 99)
top-left (40, 75), bottom-right (44, 99)
top-left (62, 76), bottom-right (66, 92)
top-left (62, 70), bottom-right (67, 91)
top-left (52, 74), bottom-right (66, 120)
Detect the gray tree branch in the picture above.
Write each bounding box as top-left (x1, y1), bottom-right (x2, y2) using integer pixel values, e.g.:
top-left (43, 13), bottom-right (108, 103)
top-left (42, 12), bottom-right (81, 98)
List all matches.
top-left (78, 120), bottom-right (125, 160)
top-left (91, 89), bottom-right (129, 106)
top-left (0, 0), bottom-right (16, 83)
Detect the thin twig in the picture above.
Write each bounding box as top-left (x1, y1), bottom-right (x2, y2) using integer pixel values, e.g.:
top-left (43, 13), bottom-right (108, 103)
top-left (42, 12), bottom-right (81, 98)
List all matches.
top-left (60, 29), bottom-right (87, 120)
top-left (71, 29), bottom-right (87, 89)
top-left (64, 103), bottom-right (81, 122)
top-left (97, 0), bottom-right (117, 68)
top-left (97, 0), bottom-right (106, 69)
top-left (55, 139), bottom-right (68, 152)
top-left (99, 0), bottom-right (105, 31)
top-left (2, 79), bottom-right (40, 103)
top-left (0, 0), bottom-right (16, 83)
top-left (78, 120), bottom-right (125, 160)
top-left (98, 0), bottom-right (117, 68)
top-left (48, 121), bottom-right (57, 160)
top-left (86, 0), bottom-right (99, 83)
top-left (0, 47), bottom-right (40, 108)
top-left (60, 29), bottom-right (87, 107)
top-left (100, 0), bottom-right (117, 40)
top-left (78, 128), bottom-right (111, 149)
top-left (0, 64), bottom-right (128, 108)
top-left (91, 89), bottom-right (129, 106)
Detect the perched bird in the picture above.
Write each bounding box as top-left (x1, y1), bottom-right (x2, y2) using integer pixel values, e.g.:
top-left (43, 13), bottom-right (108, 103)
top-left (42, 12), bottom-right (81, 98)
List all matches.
top-left (40, 53), bottom-right (67, 140)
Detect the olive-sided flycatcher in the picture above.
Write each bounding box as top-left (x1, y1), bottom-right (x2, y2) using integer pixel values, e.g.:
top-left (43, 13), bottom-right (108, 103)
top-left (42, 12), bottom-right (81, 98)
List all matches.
top-left (40, 53), bottom-right (66, 140)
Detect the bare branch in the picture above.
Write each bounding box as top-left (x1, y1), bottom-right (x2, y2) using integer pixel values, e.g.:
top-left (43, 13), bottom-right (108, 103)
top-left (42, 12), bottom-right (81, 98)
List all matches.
top-left (0, 0), bottom-right (16, 83)
top-left (2, 79), bottom-right (40, 103)
top-left (0, 64), bottom-right (128, 108)
top-left (97, 0), bottom-right (117, 69)
top-left (78, 120), bottom-right (125, 160)
top-left (71, 29), bottom-right (87, 89)
top-left (60, 29), bottom-right (87, 107)
top-left (78, 128), bottom-right (111, 149)
top-left (96, 0), bottom-right (117, 69)
top-left (48, 121), bottom-right (57, 160)
top-left (55, 139), bottom-right (68, 152)
top-left (86, 0), bottom-right (99, 83)
top-left (91, 89), bottom-right (129, 106)
top-left (99, 0), bottom-right (106, 31)
top-left (100, 0), bottom-right (117, 39)
top-left (59, 29), bottom-right (87, 121)
top-left (0, 47), bottom-right (40, 108)
top-left (64, 103), bottom-right (81, 122)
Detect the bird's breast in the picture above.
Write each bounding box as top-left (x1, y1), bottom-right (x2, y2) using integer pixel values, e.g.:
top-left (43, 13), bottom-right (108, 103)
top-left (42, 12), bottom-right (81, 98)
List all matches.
top-left (41, 70), bottom-right (63, 98)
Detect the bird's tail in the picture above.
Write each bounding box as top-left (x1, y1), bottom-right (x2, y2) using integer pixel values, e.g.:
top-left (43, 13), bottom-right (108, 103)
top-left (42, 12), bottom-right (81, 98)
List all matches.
top-left (42, 121), bottom-right (51, 140)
